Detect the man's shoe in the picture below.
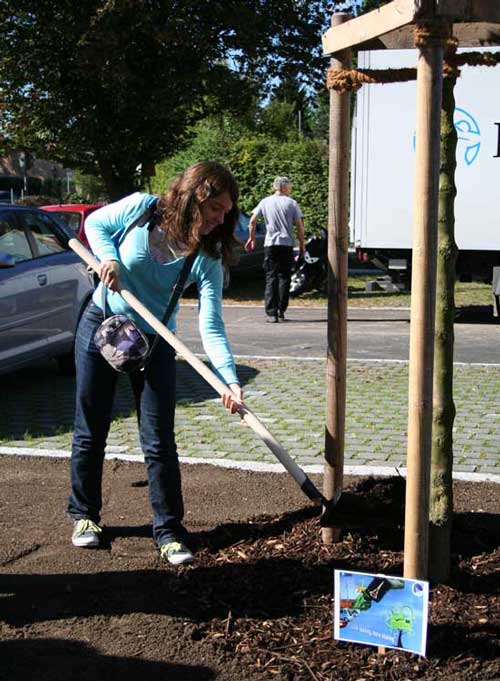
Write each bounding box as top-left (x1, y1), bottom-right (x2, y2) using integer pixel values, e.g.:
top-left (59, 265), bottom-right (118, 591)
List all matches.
top-left (160, 541), bottom-right (194, 566)
top-left (266, 316), bottom-right (278, 323)
top-left (72, 519), bottom-right (102, 548)
top-left (278, 312), bottom-right (286, 321)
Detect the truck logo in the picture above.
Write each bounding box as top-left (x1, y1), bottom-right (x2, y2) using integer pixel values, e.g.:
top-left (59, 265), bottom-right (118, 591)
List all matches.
top-left (455, 108), bottom-right (481, 166)
top-left (413, 107), bottom-right (481, 166)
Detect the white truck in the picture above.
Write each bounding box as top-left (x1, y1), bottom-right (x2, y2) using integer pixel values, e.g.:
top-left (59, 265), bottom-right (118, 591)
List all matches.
top-left (351, 47), bottom-right (500, 294)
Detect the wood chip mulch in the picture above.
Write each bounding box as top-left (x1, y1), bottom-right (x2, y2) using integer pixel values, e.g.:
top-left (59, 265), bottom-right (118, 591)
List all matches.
top-left (174, 478), bottom-right (500, 681)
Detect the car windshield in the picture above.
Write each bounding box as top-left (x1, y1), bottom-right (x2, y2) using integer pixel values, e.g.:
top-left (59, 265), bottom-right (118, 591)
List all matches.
top-left (235, 213), bottom-right (251, 241)
top-left (50, 211), bottom-right (81, 234)
top-left (0, 213), bottom-right (32, 263)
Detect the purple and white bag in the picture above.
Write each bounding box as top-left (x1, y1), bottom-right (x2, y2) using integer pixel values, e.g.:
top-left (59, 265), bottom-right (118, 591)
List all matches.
top-left (93, 238), bottom-right (198, 373)
top-left (94, 314), bottom-right (150, 373)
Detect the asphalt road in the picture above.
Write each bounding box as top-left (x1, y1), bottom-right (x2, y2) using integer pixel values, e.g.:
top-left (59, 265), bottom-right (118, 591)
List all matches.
top-left (177, 304), bottom-right (500, 364)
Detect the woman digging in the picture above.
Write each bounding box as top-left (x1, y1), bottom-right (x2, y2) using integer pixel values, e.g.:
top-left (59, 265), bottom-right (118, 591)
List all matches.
top-left (67, 161), bottom-right (243, 565)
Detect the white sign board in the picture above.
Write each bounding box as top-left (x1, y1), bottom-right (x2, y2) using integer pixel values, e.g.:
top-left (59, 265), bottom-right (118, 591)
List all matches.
top-left (334, 570), bottom-right (429, 656)
top-left (352, 48), bottom-right (500, 251)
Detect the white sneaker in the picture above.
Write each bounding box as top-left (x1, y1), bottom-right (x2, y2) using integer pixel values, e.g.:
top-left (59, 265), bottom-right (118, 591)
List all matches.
top-left (72, 519), bottom-right (102, 548)
top-left (160, 541), bottom-right (194, 565)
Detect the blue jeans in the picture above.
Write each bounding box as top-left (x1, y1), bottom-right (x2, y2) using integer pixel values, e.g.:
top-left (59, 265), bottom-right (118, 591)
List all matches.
top-left (68, 302), bottom-right (186, 547)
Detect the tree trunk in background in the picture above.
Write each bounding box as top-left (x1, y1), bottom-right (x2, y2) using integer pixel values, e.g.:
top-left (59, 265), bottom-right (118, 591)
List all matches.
top-left (98, 158), bottom-right (137, 201)
top-left (429, 67), bottom-right (458, 583)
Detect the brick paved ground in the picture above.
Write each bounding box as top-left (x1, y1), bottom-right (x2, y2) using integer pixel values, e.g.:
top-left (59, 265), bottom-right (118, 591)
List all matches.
top-left (0, 359), bottom-right (498, 475)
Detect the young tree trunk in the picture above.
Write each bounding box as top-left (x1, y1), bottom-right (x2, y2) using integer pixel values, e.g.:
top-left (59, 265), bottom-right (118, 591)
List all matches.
top-left (98, 158), bottom-right (138, 201)
top-left (429, 67), bottom-right (458, 583)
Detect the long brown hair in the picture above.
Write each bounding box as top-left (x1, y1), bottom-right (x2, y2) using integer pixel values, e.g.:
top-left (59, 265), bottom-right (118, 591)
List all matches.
top-left (156, 161), bottom-right (240, 263)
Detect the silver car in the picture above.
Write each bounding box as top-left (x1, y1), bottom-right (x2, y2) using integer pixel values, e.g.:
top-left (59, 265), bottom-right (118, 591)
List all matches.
top-left (0, 205), bottom-right (94, 376)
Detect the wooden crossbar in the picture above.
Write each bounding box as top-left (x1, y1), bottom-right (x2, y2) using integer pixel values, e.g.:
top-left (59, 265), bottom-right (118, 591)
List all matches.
top-left (351, 23), bottom-right (500, 51)
top-left (322, 0), bottom-right (417, 55)
top-left (437, 0), bottom-right (500, 23)
top-left (323, 1), bottom-right (500, 55)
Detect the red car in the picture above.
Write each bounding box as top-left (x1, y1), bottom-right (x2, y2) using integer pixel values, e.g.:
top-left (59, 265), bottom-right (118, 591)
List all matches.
top-left (41, 203), bottom-right (105, 248)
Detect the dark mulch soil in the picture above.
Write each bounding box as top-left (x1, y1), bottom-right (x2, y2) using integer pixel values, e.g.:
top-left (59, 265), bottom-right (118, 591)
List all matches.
top-left (0, 456), bottom-right (498, 680)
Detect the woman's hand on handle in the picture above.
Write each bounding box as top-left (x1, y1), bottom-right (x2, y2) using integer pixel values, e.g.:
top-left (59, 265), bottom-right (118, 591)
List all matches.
top-left (99, 260), bottom-right (121, 292)
top-left (222, 383), bottom-right (244, 414)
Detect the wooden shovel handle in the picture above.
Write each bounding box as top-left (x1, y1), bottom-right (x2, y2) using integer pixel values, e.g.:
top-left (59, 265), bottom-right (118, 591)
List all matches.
top-left (70, 238), bottom-right (312, 489)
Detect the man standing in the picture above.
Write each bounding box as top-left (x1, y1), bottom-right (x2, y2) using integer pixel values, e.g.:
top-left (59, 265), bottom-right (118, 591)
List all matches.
top-left (245, 176), bottom-right (305, 322)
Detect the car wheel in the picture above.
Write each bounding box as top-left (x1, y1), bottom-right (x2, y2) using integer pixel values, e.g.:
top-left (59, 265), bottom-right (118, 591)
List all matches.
top-left (56, 351), bottom-right (76, 376)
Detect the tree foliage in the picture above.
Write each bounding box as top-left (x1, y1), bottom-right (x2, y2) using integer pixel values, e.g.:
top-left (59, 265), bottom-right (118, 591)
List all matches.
top-left (0, 1), bottom-right (341, 199)
top-left (358, 0), bottom-right (391, 13)
top-left (151, 115), bottom-right (329, 232)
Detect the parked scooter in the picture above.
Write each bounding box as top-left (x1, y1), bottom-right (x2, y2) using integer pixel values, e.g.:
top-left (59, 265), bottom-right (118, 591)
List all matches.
top-left (290, 228), bottom-right (327, 297)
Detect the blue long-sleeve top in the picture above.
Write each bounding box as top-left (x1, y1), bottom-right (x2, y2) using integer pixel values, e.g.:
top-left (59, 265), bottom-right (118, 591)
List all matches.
top-left (86, 192), bottom-right (239, 386)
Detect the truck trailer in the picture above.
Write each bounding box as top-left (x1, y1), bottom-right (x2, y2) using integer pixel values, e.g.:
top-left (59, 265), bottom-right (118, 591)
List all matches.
top-left (351, 47), bottom-right (500, 295)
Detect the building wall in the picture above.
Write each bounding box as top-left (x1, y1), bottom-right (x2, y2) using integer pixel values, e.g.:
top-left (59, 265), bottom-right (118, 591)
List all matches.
top-left (0, 150), bottom-right (69, 180)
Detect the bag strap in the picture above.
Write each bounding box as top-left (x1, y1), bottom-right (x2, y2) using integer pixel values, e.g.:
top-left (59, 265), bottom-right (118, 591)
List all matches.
top-left (147, 249), bottom-right (198, 358)
top-left (101, 248), bottom-right (198, 361)
top-left (159, 251), bottom-right (198, 326)
top-left (117, 200), bottom-right (159, 247)
top-left (101, 247), bottom-right (197, 318)
top-left (101, 200), bottom-right (159, 317)
top-left (100, 197), bottom-right (198, 357)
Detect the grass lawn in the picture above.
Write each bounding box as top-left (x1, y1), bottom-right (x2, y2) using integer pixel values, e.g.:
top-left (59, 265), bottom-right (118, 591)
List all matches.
top-left (220, 272), bottom-right (494, 309)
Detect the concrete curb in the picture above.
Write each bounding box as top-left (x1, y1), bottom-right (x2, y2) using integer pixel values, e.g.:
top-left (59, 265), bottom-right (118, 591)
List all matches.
top-left (230, 354), bottom-right (500, 367)
top-left (1, 446), bottom-right (499, 484)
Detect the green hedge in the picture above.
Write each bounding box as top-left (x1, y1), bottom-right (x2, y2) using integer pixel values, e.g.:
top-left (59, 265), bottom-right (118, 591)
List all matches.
top-left (151, 120), bottom-right (329, 234)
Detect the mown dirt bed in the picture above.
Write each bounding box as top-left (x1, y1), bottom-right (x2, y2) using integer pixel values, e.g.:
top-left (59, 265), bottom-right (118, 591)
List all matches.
top-left (0, 455), bottom-right (498, 680)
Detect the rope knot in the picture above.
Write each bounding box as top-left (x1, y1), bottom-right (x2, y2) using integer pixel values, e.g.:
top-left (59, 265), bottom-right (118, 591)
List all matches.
top-left (326, 68), bottom-right (363, 92)
top-left (414, 22), bottom-right (452, 48)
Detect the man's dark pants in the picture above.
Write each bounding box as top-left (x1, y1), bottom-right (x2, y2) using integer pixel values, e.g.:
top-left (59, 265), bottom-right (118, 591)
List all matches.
top-left (263, 245), bottom-right (294, 318)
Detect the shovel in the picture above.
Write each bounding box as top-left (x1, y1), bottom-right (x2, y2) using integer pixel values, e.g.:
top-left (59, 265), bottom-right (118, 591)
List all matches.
top-left (67, 235), bottom-right (339, 525)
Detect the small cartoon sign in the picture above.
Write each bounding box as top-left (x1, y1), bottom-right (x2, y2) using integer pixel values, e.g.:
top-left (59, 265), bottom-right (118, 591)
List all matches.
top-left (334, 570), bottom-right (429, 656)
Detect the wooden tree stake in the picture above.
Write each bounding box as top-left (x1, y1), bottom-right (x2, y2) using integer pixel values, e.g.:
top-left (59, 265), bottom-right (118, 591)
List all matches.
top-left (323, 12), bottom-right (352, 545)
top-left (403, 37), bottom-right (444, 579)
